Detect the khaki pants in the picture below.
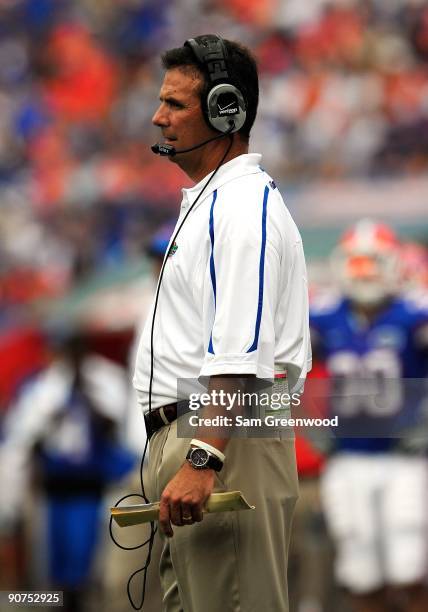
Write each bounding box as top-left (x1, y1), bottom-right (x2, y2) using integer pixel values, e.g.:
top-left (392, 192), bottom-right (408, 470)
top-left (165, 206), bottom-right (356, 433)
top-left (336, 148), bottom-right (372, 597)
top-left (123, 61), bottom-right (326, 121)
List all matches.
top-left (147, 419), bottom-right (299, 612)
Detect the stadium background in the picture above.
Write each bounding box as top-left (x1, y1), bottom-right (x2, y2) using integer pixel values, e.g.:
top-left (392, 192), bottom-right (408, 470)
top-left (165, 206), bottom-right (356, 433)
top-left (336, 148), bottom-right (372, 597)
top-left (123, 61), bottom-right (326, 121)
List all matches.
top-left (0, 1), bottom-right (427, 611)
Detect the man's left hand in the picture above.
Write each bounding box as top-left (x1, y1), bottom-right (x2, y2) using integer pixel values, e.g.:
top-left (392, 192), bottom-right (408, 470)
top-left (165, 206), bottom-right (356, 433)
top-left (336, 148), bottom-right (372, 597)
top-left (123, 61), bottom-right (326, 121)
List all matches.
top-left (159, 462), bottom-right (215, 537)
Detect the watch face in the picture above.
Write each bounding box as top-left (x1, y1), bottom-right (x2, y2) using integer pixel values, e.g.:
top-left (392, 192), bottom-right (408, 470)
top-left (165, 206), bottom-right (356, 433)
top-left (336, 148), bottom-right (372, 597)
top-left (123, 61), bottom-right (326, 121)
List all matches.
top-left (191, 448), bottom-right (209, 468)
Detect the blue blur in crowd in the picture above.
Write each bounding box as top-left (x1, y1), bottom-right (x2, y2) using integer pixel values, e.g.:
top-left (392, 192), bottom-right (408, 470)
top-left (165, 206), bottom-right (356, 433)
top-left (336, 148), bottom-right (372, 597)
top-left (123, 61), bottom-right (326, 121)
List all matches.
top-left (147, 223), bottom-right (175, 258)
top-left (15, 100), bottom-right (52, 141)
top-left (22, 0), bottom-right (61, 31)
top-left (113, 0), bottom-right (171, 56)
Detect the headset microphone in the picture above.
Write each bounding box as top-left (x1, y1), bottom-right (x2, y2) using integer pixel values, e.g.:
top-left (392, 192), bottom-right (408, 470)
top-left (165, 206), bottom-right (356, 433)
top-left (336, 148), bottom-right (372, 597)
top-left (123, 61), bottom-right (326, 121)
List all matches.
top-left (151, 142), bottom-right (176, 156)
top-left (151, 123), bottom-right (234, 156)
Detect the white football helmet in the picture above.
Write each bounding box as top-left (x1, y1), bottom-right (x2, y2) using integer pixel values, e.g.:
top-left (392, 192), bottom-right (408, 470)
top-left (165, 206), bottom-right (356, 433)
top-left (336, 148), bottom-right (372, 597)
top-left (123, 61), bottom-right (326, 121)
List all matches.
top-left (331, 219), bottom-right (400, 306)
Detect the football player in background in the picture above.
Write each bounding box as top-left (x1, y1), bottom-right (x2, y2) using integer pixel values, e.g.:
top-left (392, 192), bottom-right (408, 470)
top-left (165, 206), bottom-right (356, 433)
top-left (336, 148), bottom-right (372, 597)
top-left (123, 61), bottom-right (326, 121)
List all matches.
top-left (310, 220), bottom-right (428, 612)
top-left (0, 331), bottom-right (134, 611)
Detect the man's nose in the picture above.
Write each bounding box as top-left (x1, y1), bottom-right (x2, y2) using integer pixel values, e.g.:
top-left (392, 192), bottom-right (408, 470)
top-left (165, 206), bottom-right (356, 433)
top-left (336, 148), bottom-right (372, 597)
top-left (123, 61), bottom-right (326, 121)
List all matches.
top-left (152, 104), bottom-right (168, 127)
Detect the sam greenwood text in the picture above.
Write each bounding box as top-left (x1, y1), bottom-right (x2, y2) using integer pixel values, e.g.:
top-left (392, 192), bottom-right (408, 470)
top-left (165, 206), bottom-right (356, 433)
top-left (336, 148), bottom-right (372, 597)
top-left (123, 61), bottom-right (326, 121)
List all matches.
top-left (188, 415), bottom-right (339, 427)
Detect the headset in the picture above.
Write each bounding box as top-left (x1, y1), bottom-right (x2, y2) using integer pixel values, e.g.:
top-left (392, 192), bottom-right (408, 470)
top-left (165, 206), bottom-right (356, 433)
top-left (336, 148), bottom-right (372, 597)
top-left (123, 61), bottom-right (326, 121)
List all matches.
top-left (185, 34), bottom-right (247, 134)
top-left (152, 34), bottom-right (247, 156)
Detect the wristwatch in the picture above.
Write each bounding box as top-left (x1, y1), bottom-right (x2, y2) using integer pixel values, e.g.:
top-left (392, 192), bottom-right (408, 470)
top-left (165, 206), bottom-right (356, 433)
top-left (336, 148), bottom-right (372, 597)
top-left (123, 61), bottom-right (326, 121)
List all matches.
top-left (186, 447), bottom-right (223, 471)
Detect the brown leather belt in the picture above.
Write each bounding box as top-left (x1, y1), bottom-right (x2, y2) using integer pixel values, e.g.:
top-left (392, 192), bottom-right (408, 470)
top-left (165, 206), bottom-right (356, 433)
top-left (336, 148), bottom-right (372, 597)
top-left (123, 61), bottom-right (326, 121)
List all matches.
top-left (144, 402), bottom-right (187, 440)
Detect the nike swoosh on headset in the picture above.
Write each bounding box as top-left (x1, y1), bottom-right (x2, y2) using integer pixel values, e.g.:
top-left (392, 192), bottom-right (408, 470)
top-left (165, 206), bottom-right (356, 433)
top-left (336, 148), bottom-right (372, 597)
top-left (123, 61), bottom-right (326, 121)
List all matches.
top-left (217, 101), bottom-right (236, 111)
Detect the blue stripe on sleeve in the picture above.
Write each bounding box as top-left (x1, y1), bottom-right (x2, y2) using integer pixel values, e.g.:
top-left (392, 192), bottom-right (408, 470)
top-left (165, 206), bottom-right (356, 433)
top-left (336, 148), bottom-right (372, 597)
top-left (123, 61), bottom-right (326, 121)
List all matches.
top-left (247, 184), bottom-right (269, 353)
top-left (208, 190), bottom-right (218, 354)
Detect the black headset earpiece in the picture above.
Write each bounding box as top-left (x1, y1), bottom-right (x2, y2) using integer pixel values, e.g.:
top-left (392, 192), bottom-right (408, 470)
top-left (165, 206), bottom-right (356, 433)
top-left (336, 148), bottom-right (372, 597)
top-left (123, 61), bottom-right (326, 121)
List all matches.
top-left (184, 35), bottom-right (247, 134)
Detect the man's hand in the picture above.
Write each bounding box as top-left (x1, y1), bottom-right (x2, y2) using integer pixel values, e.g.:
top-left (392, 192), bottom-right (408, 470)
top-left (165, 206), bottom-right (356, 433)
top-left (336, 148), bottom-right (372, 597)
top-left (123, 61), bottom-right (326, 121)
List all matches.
top-left (159, 462), bottom-right (215, 537)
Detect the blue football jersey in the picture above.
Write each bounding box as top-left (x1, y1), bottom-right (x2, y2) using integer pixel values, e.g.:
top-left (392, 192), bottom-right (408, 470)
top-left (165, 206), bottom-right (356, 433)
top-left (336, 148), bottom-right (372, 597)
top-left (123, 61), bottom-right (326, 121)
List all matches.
top-left (310, 294), bottom-right (428, 453)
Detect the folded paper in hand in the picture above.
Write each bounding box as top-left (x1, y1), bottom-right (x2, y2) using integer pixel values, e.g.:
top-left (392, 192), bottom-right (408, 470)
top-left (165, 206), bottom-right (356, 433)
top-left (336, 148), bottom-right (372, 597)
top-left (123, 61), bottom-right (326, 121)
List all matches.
top-left (111, 491), bottom-right (255, 527)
